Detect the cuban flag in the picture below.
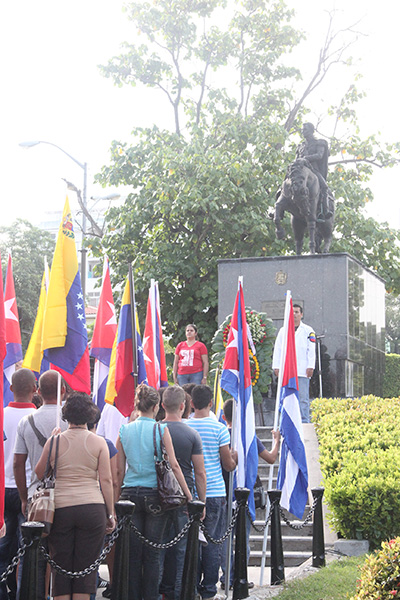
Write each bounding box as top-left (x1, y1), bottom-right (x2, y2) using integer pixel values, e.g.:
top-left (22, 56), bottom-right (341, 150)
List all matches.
top-left (105, 276), bottom-right (147, 417)
top-left (143, 281), bottom-right (167, 389)
top-left (90, 258), bottom-right (117, 410)
top-left (276, 292), bottom-right (308, 519)
top-left (3, 253), bottom-right (23, 407)
top-left (41, 198), bottom-right (90, 393)
top-left (220, 280), bottom-right (258, 519)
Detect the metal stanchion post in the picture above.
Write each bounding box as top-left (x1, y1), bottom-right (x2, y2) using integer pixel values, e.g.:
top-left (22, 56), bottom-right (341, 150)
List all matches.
top-left (180, 500), bottom-right (205, 600)
top-left (112, 500), bottom-right (136, 600)
top-left (232, 487), bottom-right (250, 600)
top-left (312, 487), bottom-right (325, 568)
top-left (20, 522), bottom-right (45, 600)
top-left (268, 489), bottom-right (284, 586)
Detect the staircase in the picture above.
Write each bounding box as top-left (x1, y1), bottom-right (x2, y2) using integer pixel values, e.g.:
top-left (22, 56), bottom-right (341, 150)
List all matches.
top-left (248, 425), bottom-right (313, 567)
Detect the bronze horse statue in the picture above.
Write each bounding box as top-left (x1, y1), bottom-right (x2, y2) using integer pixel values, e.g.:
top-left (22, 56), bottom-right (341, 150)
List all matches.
top-left (274, 158), bottom-right (334, 254)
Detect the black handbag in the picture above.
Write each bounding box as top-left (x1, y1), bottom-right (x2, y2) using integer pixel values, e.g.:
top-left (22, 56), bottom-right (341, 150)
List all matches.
top-left (28, 435), bottom-right (60, 536)
top-left (153, 423), bottom-right (186, 511)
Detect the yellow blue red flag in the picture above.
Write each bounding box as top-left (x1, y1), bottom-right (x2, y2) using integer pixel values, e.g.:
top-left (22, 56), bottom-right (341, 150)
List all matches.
top-left (23, 265), bottom-right (50, 378)
top-left (41, 198), bottom-right (90, 393)
top-left (105, 276), bottom-right (147, 416)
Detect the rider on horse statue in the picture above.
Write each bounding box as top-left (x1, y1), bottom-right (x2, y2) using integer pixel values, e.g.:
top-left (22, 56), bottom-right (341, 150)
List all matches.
top-left (296, 123), bottom-right (333, 221)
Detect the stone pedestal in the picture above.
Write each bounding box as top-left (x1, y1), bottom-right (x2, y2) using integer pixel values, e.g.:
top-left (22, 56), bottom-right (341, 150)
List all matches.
top-left (218, 253), bottom-right (385, 398)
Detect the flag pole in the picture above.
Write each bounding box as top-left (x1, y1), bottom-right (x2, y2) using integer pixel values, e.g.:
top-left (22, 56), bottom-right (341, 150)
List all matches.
top-left (56, 371), bottom-right (61, 430)
top-left (259, 290), bottom-right (291, 585)
top-left (129, 265), bottom-right (138, 391)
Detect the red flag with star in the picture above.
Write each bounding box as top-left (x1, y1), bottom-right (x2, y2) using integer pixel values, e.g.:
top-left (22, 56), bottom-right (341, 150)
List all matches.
top-left (0, 253), bottom-right (6, 528)
top-left (143, 281), bottom-right (167, 389)
top-left (3, 253), bottom-right (23, 406)
top-left (90, 258), bottom-right (117, 409)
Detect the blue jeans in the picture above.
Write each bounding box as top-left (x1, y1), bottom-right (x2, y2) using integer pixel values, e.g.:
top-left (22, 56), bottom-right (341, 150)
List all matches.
top-left (177, 372), bottom-right (203, 386)
top-left (159, 504), bottom-right (189, 600)
top-left (120, 487), bottom-right (168, 600)
top-left (198, 497), bottom-right (226, 599)
top-left (0, 489), bottom-right (24, 600)
top-left (298, 377), bottom-right (311, 423)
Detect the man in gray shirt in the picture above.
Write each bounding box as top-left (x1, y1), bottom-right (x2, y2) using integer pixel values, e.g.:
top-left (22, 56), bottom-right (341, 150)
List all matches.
top-left (14, 370), bottom-right (68, 515)
top-left (159, 385), bottom-right (206, 600)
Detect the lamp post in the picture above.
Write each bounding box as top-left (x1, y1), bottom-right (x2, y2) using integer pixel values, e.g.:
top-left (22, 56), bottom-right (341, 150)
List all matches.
top-left (19, 140), bottom-right (88, 301)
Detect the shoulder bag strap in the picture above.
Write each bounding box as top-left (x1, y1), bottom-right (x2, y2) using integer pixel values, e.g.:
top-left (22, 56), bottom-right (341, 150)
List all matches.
top-left (28, 414), bottom-right (47, 448)
top-left (157, 422), bottom-right (167, 459)
top-left (52, 435), bottom-right (60, 479)
top-left (153, 423), bottom-right (158, 461)
top-left (44, 436), bottom-right (55, 478)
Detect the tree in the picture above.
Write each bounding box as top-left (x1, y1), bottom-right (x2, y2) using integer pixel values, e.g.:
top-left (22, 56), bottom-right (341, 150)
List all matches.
top-left (0, 220), bottom-right (55, 352)
top-left (92, 0), bottom-right (400, 345)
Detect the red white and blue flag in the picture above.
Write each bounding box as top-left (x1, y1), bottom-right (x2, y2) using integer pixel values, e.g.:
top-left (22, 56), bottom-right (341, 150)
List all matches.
top-left (220, 280), bottom-right (258, 519)
top-left (276, 292), bottom-right (308, 519)
top-left (90, 258), bottom-right (117, 410)
top-left (143, 281), bottom-right (167, 390)
top-left (3, 253), bottom-right (23, 407)
top-left (105, 276), bottom-right (148, 417)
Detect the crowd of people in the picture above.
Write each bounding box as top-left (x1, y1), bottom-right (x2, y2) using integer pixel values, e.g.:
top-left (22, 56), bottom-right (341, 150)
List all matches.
top-left (0, 320), bottom-right (289, 600)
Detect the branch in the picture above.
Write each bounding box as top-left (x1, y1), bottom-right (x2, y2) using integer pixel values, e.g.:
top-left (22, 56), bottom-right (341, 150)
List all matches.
top-left (61, 179), bottom-right (104, 238)
top-left (329, 158), bottom-right (400, 168)
top-left (284, 11), bottom-right (363, 132)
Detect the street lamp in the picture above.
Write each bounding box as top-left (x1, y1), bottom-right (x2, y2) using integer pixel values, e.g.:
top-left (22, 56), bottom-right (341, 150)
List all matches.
top-left (19, 140), bottom-right (88, 301)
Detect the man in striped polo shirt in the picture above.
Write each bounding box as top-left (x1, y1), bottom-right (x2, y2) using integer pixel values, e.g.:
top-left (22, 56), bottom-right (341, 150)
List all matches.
top-left (187, 385), bottom-right (237, 600)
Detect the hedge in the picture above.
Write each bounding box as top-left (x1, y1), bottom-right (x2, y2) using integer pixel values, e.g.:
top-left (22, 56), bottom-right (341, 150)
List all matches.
top-left (383, 353), bottom-right (400, 398)
top-left (312, 395), bottom-right (400, 548)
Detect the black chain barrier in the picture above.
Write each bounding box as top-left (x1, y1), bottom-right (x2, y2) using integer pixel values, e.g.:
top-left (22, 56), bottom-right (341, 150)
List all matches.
top-left (279, 495), bottom-right (318, 530)
top-left (39, 518), bottom-right (124, 579)
top-left (199, 505), bottom-right (240, 545)
top-left (129, 516), bottom-right (193, 549)
top-left (0, 540), bottom-right (33, 583)
top-left (246, 498), bottom-right (278, 533)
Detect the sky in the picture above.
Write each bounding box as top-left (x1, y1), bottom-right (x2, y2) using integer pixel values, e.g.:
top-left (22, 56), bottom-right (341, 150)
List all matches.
top-left (1, 0), bottom-right (399, 230)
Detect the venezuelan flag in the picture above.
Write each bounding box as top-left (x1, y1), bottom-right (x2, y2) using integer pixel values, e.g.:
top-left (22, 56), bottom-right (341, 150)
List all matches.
top-left (23, 266), bottom-right (50, 378)
top-left (41, 198), bottom-right (90, 393)
top-left (105, 276), bottom-right (147, 417)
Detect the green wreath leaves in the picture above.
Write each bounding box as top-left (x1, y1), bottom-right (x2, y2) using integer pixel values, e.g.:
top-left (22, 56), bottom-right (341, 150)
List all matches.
top-left (211, 309), bottom-right (276, 404)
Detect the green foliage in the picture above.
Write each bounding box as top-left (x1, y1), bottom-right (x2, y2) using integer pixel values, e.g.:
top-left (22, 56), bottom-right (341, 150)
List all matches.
top-left (351, 538), bottom-right (400, 600)
top-left (0, 220), bottom-right (55, 352)
top-left (383, 354), bottom-right (400, 399)
top-left (312, 396), bottom-right (400, 548)
top-left (386, 295), bottom-right (400, 354)
top-left (91, 0), bottom-right (400, 339)
top-left (273, 555), bottom-right (366, 600)
top-left (210, 309), bottom-right (276, 403)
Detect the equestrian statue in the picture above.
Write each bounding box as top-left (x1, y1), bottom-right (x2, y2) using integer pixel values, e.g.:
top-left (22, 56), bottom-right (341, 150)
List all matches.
top-left (274, 123), bottom-right (335, 254)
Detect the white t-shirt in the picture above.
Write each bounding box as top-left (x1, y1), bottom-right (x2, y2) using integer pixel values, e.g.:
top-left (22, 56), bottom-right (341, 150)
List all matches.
top-left (4, 402), bottom-right (36, 488)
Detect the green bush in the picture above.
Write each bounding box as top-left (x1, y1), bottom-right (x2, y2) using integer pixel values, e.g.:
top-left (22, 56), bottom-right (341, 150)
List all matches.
top-left (312, 396), bottom-right (400, 548)
top-left (351, 537), bottom-right (400, 600)
top-left (383, 354), bottom-right (400, 398)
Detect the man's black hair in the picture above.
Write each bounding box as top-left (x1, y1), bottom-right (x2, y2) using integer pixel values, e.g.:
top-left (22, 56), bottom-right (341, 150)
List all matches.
top-left (191, 384), bottom-right (213, 410)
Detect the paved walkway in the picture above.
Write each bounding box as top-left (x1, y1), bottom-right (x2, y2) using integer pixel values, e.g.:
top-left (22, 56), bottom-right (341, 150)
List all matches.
top-left (95, 553), bottom-right (341, 599)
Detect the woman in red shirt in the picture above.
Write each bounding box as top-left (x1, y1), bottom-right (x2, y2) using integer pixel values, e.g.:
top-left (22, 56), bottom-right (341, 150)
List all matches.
top-left (173, 324), bottom-right (209, 386)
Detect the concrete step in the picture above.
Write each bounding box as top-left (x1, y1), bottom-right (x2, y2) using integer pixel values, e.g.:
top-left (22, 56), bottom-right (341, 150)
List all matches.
top-left (249, 534), bottom-right (312, 552)
top-left (248, 550), bottom-right (311, 567)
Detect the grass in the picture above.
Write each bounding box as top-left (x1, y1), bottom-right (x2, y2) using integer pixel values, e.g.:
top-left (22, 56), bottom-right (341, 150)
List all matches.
top-left (271, 554), bottom-right (367, 600)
